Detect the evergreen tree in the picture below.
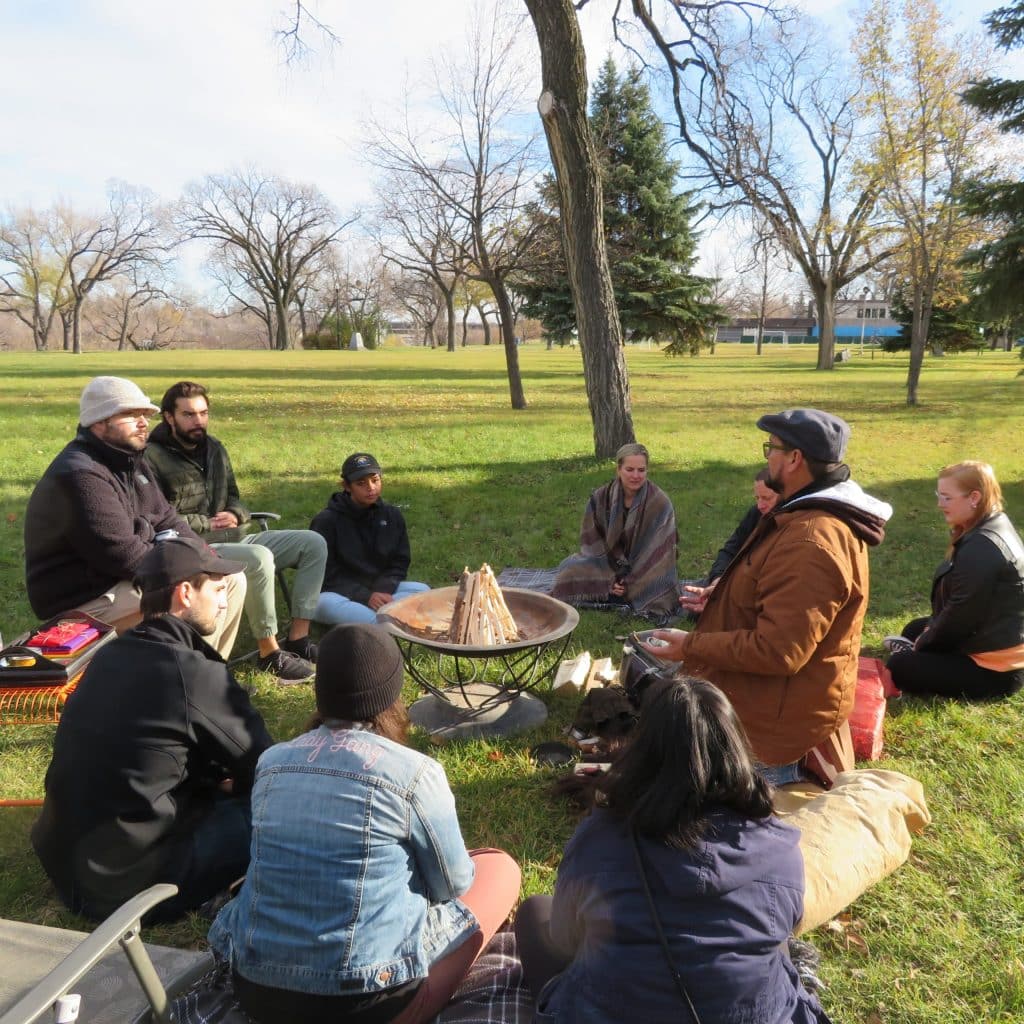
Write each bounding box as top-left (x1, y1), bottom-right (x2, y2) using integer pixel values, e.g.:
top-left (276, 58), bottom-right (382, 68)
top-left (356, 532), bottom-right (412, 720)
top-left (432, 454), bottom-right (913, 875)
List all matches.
top-left (960, 2), bottom-right (1024, 315)
top-left (516, 58), bottom-right (722, 352)
top-left (885, 290), bottom-right (985, 353)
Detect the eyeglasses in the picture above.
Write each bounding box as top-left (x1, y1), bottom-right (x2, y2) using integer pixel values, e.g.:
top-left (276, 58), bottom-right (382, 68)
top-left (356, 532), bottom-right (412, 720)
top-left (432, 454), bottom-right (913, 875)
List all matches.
top-left (935, 491), bottom-right (967, 505)
top-left (762, 442), bottom-right (790, 459)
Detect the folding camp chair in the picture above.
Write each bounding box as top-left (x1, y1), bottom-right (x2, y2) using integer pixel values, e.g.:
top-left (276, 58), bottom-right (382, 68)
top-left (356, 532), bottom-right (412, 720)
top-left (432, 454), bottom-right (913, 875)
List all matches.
top-left (0, 885), bottom-right (212, 1024)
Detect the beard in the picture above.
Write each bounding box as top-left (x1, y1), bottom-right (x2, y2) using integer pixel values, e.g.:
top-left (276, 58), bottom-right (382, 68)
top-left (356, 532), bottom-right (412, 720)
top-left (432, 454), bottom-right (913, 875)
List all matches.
top-left (181, 606), bottom-right (219, 637)
top-left (96, 422), bottom-right (148, 453)
top-left (174, 425), bottom-right (207, 447)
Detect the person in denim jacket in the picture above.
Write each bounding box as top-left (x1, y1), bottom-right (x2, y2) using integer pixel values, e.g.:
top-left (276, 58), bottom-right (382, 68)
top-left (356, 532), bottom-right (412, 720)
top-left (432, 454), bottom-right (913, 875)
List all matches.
top-left (514, 677), bottom-right (832, 1024)
top-left (208, 623), bottom-right (520, 1023)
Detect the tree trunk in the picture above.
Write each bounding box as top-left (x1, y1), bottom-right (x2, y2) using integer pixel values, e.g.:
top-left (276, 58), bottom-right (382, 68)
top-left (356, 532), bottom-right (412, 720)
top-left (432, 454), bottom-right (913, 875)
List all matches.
top-left (906, 282), bottom-right (933, 407)
top-left (72, 302), bottom-right (82, 354)
top-left (32, 302), bottom-right (48, 351)
top-left (274, 299), bottom-right (290, 350)
top-left (526, 0), bottom-right (635, 457)
top-left (461, 303), bottom-right (470, 346)
top-left (489, 275), bottom-right (527, 409)
top-left (445, 290), bottom-right (456, 352)
top-left (756, 255), bottom-right (769, 356)
top-left (479, 305), bottom-right (492, 346)
top-left (813, 280), bottom-right (836, 370)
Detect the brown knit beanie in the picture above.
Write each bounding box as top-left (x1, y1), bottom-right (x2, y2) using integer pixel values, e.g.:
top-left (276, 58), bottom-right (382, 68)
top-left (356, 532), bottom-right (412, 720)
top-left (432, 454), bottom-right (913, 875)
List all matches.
top-left (315, 624), bottom-right (405, 721)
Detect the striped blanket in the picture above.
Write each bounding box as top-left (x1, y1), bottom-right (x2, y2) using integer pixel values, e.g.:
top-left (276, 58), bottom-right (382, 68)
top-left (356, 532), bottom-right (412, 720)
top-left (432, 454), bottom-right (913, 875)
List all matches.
top-left (550, 479), bottom-right (678, 617)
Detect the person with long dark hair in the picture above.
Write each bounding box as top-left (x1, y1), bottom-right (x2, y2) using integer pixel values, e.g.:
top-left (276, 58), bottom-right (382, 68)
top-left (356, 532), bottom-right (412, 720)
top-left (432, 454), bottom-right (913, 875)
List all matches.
top-left (515, 677), bottom-right (830, 1024)
top-left (208, 624), bottom-right (521, 1024)
top-left (885, 460), bottom-right (1024, 699)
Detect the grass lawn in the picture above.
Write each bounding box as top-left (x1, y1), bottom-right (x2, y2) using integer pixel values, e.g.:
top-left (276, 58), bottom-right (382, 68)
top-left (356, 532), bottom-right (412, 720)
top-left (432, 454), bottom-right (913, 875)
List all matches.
top-left (1, 343), bottom-right (1022, 1022)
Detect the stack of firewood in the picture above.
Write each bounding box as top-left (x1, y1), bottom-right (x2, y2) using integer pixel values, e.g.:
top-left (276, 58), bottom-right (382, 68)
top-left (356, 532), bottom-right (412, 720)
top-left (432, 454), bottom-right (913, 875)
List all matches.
top-left (448, 564), bottom-right (522, 646)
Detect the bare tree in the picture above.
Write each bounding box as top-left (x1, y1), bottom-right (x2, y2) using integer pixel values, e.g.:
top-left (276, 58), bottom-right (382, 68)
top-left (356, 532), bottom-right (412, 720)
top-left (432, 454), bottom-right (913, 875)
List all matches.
top-left (46, 183), bottom-right (168, 354)
top-left (372, 168), bottom-right (470, 352)
top-left (0, 206), bottom-right (67, 351)
top-left (855, 0), bottom-right (995, 404)
top-left (602, 4), bottom-right (894, 370)
top-left (366, 2), bottom-right (543, 408)
top-left (733, 217), bottom-right (792, 355)
top-left (179, 169), bottom-right (352, 350)
top-left (85, 264), bottom-right (183, 351)
top-left (388, 269), bottom-right (446, 348)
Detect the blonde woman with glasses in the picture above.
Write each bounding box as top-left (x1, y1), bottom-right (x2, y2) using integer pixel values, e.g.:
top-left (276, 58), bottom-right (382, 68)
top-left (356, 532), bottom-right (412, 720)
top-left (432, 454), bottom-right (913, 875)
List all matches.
top-left (885, 461), bottom-right (1024, 699)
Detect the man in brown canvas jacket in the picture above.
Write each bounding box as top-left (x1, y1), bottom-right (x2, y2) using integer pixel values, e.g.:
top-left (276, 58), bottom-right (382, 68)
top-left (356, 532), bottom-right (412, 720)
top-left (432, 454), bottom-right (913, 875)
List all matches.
top-left (645, 409), bottom-right (892, 786)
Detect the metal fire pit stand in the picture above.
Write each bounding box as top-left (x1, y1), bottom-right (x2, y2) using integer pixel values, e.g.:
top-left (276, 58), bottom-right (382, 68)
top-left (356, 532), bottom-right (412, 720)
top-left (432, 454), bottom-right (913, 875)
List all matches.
top-left (391, 631), bottom-right (576, 711)
top-left (379, 587), bottom-right (579, 740)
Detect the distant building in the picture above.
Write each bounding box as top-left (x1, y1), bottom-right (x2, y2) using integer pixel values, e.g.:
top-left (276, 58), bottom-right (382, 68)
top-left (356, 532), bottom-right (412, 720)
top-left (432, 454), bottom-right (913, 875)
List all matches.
top-left (828, 296), bottom-right (900, 340)
top-left (714, 297), bottom-right (900, 344)
top-left (715, 316), bottom-right (816, 344)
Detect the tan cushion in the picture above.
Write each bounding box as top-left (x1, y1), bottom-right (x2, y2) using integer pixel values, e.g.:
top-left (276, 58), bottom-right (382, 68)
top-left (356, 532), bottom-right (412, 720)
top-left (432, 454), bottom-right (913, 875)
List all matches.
top-left (774, 768), bottom-right (930, 935)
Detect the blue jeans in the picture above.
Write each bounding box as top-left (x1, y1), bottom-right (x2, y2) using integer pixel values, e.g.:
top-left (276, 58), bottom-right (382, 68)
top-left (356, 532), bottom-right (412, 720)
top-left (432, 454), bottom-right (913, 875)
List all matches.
top-left (147, 793), bottom-right (253, 923)
top-left (314, 581), bottom-right (431, 625)
top-left (757, 761), bottom-right (807, 787)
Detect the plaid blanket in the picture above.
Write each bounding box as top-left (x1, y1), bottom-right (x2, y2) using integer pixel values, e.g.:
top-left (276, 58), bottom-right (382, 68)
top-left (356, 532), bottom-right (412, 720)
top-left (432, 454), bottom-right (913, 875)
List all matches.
top-left (436, 931), bottom-right (534, 1024)
top-left (168, 933), bottom-right (534, 1024)
top-left (549, 479), bottom-right (679, 616)
top-left (497, 567), bottom-right (692, 626)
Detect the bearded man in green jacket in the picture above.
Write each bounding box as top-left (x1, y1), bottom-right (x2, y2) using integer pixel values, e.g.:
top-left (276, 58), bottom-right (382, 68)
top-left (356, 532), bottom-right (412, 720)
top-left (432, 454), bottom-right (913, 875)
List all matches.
top-left (146, 381), bottom-right (326, 684)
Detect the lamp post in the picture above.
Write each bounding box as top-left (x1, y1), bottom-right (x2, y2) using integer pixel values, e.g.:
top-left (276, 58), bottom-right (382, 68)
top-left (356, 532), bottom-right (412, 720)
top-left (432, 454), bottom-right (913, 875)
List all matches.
top-left (858, 286), bottom-right (870, 355)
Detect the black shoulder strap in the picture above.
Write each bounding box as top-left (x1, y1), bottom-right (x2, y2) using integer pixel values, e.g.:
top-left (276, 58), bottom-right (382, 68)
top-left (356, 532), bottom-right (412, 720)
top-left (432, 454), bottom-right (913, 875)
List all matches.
top-left (630, 827), bottom-right (702, 1024)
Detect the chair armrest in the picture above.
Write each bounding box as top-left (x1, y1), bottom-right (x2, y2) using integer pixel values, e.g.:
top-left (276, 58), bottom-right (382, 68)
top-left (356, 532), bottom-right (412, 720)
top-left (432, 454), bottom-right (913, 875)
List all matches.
top-left (0, 884), bottom-right (178, 1024)
top-left (249, 512), bottom-right (281, 533)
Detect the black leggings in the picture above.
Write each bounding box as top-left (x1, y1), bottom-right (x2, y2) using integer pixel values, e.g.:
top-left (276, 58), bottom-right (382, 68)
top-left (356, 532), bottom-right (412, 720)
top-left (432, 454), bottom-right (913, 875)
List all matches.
top-left (513, 895), bottom-right (572, 998)
top-left (888, 617), bottom-right (1024, 700)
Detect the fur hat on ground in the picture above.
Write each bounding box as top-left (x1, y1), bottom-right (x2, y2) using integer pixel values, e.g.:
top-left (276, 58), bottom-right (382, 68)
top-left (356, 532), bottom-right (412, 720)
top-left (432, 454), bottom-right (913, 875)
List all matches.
top-left (315, 623), bottom-right (404, 721)
top-left (79, 376), bottom-right (158, 427)
top-left (756, 408), bottom-right (850, 463)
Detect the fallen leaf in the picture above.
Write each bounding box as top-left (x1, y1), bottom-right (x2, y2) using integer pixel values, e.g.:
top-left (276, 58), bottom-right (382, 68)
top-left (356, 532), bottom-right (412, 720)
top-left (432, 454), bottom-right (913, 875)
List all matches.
top-left (486, 750), bottom-right (504, 762)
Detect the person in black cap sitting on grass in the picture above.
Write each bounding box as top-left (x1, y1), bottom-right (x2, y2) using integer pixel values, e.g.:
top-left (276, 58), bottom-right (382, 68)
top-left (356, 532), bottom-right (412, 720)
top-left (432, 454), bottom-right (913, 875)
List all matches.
top-left (32, 536), bottom-right (273, 923)
top-left (310, 451), bottom-right (430, 625)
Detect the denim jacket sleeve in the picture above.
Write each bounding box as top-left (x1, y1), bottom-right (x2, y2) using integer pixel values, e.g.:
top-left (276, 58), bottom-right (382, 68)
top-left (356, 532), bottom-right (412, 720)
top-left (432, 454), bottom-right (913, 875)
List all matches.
top-left (408, 758), bottom-right (475, 902)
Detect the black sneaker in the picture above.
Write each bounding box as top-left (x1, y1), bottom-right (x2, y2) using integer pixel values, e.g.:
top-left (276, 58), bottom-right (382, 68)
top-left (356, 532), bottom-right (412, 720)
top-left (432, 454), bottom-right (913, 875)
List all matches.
top-left (257, 648), bottom-right (315, 684)
top-left (282, 635), bottom-right (318, 663)
top-left (883, 635), bottom-right (914, 657)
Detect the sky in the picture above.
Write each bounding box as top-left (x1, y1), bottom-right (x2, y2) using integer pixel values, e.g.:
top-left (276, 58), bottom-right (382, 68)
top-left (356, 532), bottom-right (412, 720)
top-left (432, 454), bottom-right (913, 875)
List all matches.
top-left (1, 0), bottom-right (1019, 286)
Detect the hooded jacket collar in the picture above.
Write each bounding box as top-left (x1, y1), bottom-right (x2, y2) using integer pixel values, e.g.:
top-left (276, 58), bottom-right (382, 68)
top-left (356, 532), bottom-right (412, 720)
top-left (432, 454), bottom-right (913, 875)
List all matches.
top-left (76, 425), bottom-right (146, 476)
top-left (328, 490), bottom-right (379, 520)
top-left (128, 612), bottom-right (226, 662)
top-left (777, 466), bottom-right (893, 547)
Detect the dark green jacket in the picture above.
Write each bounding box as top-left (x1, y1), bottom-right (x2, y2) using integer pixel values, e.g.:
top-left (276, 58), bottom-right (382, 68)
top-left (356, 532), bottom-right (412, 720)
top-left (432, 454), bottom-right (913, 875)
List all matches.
top-left (145, 422), bottom-right (250, 543)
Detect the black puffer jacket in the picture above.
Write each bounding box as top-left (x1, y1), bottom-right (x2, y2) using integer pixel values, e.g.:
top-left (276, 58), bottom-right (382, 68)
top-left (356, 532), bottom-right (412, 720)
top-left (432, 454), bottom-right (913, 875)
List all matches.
top-left (31, 615), bottom-right (273, 919)
top-left (145, 422), bottom-right (250, 543)
top-left (24, 428), bottom-right (196, 619)
top-left (310, 491), bottom-right (412, 604)
top-left (919, 512), bottom-right (1024, 655)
